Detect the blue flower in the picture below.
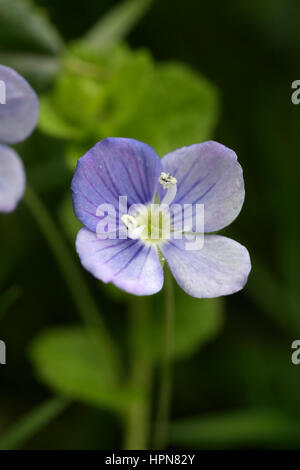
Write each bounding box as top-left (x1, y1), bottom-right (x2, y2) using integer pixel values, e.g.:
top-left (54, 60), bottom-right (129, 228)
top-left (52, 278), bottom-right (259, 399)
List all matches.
top-left (71, 138), bottom-right (251, 297)
top-left (0, 65), bottom-right (39, 213)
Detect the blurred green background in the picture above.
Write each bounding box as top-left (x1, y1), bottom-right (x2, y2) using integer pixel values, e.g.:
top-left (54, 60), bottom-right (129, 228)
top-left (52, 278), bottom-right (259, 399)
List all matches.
top-left (1, 0), bottom-right (300, 450)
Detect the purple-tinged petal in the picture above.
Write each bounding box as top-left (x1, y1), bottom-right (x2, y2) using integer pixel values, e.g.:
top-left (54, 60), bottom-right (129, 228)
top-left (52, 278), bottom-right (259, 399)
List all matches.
top-left (161, 234), bottom-right (251, 298)
top-left (76, 228), bottom-right (164, 296)
top-left (0, 144), bottom-right (25, 213)
top-left (0, 65), bottom-right (39, 144)
top-left (160, 141), bottom-right (245, 233)
top-left (71, 138), bottom-right (162, 233)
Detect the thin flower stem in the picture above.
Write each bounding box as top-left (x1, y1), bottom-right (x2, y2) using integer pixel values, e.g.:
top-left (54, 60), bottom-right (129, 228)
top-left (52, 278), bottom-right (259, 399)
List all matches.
top-left (24, 185), bottom-right (117, 357)
top-left (0, 397), bottom-right (69, 450)
top-left (124, 297), bottom-right (153, 449)
top-left (153, 266), bottom-right (174, 449)
top-left (7, 186), bottom-right (121, 449)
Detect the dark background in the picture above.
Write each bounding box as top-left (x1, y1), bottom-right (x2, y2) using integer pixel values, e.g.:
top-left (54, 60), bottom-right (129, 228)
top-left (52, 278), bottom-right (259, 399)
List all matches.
top-left (1, 0), bottom-right (300, 449)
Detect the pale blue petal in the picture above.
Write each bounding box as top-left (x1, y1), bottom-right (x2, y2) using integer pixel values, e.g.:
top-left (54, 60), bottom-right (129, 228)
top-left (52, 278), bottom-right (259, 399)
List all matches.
top-left (161, 234), bottom-right (251, 298)
top-left (76, 228), bottom-right (164, 296)
top-left (160, 141), bottom-right (245, 233)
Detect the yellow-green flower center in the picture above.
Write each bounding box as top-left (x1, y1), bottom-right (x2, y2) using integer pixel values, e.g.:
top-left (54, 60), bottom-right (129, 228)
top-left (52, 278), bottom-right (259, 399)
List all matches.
top-left (121, 171), bottom-right (177, 244)
top-left (122, 205), bottom-right (171, 245)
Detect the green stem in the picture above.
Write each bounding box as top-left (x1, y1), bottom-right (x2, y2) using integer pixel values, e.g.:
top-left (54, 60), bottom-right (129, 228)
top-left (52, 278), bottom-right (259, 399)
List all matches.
top-left (5, 186), bottom-right (121, 449)
top-left (0, 397), bottom-right (69, 450)
top-left (124, 297), bottom-right (153, 450)
top-left (153, 266), bottom-right (174, 449)
top-left (24, 185), bottom-right (116, 355)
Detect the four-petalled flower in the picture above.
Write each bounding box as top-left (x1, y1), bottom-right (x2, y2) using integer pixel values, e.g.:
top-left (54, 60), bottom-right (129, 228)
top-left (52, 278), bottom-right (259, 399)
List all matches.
top-left (71, 138), bottom-right (251, 297)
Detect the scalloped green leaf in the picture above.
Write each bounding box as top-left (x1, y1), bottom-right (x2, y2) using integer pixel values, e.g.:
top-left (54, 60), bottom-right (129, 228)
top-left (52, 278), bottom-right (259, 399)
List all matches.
top-left (116, 62), bottom-right (219, 156)
top-left (140, 286), bottom-right (224, 361)
top-left (30, 327), bottom-right (134, 411)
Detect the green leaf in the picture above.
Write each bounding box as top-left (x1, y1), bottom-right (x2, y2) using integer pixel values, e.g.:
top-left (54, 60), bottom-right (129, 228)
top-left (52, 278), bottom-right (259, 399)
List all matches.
top-left (143, 286), bottom-right (223, 360)
top-left (99, 49), bottom-right (153, 135)
top-left (83, 0), bottom-right (154, 51)
top-left (39, 46), bottom-right (220, 161)
top-left (52, 72), bottom-right (108, 129)
top-left (172, 292), bottom-right (223, 359)
top-left (30, 327), bottom-right (133, 412)
top-left (117, 62), bottom-right (219, 155)
top-left (38, 45), bottom-right (152, 144)
top-left (170, 409), bottom-right (300, 448)
top-left (39, 96), bottom-right (86, 140)
top-left (0, 0), bottom-right (63, 55)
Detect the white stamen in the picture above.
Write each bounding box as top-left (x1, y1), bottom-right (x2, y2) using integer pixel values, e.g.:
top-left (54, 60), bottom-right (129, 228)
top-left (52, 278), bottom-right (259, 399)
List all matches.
top-left (121, 214), bottom-right (146, 240)
top-left (121, 214), bottom-right (137, 230)
top-left (158, 172), bottom-right (178, 207)
top-left (130, 225), bottom-right (146, 239)
top-left (158, 172), bottom-right (177, 189)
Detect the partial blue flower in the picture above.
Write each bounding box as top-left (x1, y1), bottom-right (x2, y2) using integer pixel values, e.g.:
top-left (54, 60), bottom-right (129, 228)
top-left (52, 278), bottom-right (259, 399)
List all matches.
top-left (71, 137), bottom-right (251, 297)
top-left (0, 65), bottom-right (39, 213)
top-left (0, 144), bottom-right (26, 213)
top-left (0, 65), bottom-right (39, 144)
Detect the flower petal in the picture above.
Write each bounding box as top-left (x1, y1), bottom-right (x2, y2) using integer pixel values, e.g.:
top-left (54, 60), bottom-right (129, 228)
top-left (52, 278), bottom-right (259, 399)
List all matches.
top-left (161, 234), bottom-right (251, 298)
top-left (76, 228), bottom-right (164, 296)
top-left (0, 65), bottom-right (39, 144)
top-left (0, 144), bottom-right (25, 213)
top-left (71, 138), bottom-right (162, 233)
top-left (160, 141), bottom-right (245, 233)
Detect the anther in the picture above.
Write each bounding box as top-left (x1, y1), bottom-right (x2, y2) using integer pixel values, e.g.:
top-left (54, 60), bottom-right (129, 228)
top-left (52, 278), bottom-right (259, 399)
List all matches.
top-left (121, 214), bottom-right (145, 240)
top-left (121, 214), bottom-right (137, 230)
top-left (158, 172), bottom-right (177, 189)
